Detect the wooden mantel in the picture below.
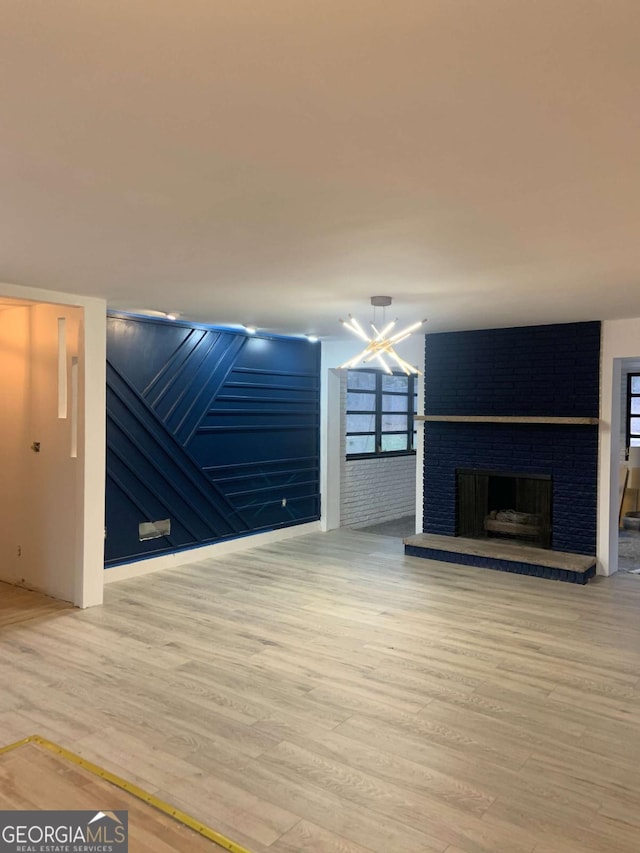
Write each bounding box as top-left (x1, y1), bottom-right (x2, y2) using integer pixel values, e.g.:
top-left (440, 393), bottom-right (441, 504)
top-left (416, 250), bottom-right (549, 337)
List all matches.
top-left (416, 415), bottom-right (599, 425)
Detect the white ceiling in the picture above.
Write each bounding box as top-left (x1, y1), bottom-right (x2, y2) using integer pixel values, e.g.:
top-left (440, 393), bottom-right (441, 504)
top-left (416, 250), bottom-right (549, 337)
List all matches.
top-left (1, 1), bottom-right (639, 338)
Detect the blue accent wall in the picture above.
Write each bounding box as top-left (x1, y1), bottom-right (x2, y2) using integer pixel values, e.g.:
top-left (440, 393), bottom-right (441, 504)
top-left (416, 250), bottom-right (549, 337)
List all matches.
top-left (105, 314), bottom-right (320, 567)
top-left (423, 322), bottom-right (601, 555)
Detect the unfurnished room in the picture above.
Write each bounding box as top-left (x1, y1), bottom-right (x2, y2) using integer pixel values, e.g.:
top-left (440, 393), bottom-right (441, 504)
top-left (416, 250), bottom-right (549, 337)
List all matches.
top-left (2, 2), bottom-right (640, 852)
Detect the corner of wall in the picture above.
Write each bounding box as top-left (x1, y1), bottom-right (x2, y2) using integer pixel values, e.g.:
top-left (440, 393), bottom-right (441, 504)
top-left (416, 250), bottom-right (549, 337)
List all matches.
top-left (0, 283), bottom-right (106, 607)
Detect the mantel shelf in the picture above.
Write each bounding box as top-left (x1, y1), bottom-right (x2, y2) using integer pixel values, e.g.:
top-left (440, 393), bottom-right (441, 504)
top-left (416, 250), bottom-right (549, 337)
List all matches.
top-left (416, 415), bottom-right (599, 425)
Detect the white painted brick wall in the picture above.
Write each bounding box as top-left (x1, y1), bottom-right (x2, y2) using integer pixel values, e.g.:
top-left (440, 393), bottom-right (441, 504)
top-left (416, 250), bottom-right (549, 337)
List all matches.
top-left (339, 373), bottom-right (416, 527)
top-left (341, 455), bottom-right (417, 527)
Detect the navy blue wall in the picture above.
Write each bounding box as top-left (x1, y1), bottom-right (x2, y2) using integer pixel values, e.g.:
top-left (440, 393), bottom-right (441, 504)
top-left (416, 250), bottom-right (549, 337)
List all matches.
top-left (423, 322), bottom-right (601, 555)
top-left (105, 314), bottom-right (320, 566)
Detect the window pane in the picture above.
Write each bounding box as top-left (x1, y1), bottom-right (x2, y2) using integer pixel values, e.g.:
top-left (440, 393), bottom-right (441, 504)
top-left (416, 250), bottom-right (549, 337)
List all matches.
top-left (631, 437), bottom-right (640, 447)
top-left (382, 374), bottom-right (408, 392)
top-left (347, 413), bottom-right (376, 433)
top-left (381, 434), bottom-right (408, 452)
top-left (382, 394), bottom-right (409, 412)
top-left (631, 418), bottom-right (640, 435)
top-left (631, 397), bottom-right (640, 414)
top-left (347, 370), bottom-right (376, 390)
top-left (347, 391), bottom-right (376, 411)
top-left (381, 414), bottom-right (408, 431)
top-left (347, 434), bottom-right (375, 454)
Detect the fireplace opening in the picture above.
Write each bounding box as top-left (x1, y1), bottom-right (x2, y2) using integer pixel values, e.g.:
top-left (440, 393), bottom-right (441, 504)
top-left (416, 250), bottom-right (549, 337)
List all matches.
top-left (456, 469), bottom-right (552, 549)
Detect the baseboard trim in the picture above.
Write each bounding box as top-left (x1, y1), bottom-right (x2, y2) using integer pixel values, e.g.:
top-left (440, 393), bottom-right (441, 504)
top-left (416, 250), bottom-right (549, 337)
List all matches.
top-left (104, 521), bottom-right (321, 584)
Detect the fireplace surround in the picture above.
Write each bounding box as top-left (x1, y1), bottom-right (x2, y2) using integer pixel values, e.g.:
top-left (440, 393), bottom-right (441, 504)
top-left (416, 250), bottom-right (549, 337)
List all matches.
top-left (408, 321), bottom-right (601, 581)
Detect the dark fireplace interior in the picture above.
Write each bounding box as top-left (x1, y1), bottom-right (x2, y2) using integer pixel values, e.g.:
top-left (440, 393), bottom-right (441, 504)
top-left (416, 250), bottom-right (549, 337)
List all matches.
top-left (457, 469), bottom-right (552, 549)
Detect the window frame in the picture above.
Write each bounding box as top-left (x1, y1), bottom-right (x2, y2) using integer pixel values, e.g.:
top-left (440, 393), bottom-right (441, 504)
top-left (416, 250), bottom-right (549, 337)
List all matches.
top-left (345, 368), bottom-right (417, 460)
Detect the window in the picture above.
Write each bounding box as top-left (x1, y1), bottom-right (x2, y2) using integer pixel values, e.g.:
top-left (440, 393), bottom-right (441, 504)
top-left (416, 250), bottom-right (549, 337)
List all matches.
top-left (628, 374), bottom-right (640, 448)
top-left (346, 369), bottom-right (417, 458)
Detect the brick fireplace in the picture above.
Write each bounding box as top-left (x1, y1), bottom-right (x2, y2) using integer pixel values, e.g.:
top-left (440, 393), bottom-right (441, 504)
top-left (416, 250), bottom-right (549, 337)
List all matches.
top-left (407, 321), bottom-right (601, 581)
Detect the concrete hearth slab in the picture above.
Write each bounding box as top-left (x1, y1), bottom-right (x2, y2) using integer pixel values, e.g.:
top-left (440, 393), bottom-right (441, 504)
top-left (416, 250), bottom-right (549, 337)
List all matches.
top-left (403, 533), bottom-right (596, 583)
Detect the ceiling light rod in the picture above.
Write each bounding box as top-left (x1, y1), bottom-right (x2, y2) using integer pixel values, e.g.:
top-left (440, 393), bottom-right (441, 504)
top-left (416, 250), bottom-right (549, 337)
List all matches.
top-left (339, 296), bottom-right (426, 375)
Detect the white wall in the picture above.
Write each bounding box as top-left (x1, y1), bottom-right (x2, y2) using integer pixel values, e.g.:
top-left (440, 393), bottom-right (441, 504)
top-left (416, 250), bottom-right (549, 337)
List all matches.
top-left (0, 283), bottom-right (106, 606)
top-left (24, 304), bottom-right (83, 601)
top-left (0, 302), bottom-right (83, 602)
top-left (320, 339), bottom-right (357, 531)
top-left (599, 318), bottom-right (640, 576)
top-left (76, 297), bottom-right (106, 607)
top-left (0, 306), bottom-right (30, 586)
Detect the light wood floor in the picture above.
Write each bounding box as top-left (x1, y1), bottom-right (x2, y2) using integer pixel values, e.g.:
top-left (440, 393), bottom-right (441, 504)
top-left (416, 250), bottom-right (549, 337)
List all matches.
top-left (2, 528), bottom-right (640, 853)
top-left (0, 582), bottom-right (72, 627)
top-left (0, 741), bottom-right (220, 851)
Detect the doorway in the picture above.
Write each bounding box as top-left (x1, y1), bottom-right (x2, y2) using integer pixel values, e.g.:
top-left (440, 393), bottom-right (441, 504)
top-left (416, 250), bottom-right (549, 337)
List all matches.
top-left (617, 357), bottom-right (640, 574)
top-left (340, 368), bottom-right (418, 539)
top-left (0, 290), bottom-right (105, 607)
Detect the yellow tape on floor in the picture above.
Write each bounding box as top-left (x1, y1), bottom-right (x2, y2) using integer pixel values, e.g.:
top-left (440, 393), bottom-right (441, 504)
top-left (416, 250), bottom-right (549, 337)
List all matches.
top-left (0, 734), bottom-right (252, 853)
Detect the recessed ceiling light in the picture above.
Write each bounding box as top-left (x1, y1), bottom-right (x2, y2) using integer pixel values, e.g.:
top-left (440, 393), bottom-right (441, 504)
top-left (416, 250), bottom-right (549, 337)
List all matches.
top-left (166, 312), bottom-right (179, 321)
top-left (306, 334), bottom-right (319, 342)
top-left (244, 325), bottom-right (257, 334)
top-left (127, 308), bottom-right (167, 318)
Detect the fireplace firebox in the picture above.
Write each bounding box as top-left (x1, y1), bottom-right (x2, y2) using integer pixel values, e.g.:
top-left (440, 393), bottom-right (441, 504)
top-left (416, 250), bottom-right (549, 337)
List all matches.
top-left (456, 469), bottom-right (552, 549)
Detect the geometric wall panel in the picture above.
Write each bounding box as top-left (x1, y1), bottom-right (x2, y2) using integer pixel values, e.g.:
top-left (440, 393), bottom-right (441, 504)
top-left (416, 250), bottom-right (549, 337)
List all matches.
top-left (105, 313), bottom-right (320, 566)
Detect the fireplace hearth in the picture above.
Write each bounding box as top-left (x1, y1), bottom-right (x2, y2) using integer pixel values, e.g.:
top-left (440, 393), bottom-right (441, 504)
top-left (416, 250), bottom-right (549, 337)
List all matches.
top-left (457, 469), bottom-right (552, 549)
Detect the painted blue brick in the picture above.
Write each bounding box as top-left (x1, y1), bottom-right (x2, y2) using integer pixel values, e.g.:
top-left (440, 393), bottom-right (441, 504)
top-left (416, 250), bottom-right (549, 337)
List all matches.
top-left (422, 322), bottom-right (600, 556)
top-left (426, 321), bottom-right (600, 418)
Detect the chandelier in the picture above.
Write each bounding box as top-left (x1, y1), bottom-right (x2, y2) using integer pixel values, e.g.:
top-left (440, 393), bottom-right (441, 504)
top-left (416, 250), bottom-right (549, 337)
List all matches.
top-left (339, 296), bottom-right (425, 375)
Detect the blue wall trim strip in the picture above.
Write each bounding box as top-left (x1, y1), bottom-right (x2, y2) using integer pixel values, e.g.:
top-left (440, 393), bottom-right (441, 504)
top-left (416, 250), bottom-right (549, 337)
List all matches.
top-left (105, 314), bottom-right (321, 566)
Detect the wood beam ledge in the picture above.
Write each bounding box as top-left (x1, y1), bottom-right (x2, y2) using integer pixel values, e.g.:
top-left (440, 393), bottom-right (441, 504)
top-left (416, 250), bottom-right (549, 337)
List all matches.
top-left (416, 415), bottom-right (599, 425)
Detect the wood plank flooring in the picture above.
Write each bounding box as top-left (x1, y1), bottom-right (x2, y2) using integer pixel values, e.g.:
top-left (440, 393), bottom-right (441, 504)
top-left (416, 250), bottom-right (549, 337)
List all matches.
top-left (0, 741), bottom-right (221, 851)
top-left (0, 582), bottom-right (71, 627)
top-left (2, 528), bottom-right (640, 852)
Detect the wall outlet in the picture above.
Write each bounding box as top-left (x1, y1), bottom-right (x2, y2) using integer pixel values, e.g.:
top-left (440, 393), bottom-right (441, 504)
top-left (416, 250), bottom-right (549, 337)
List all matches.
top-left (17, 545), bottom-right (21, 557)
